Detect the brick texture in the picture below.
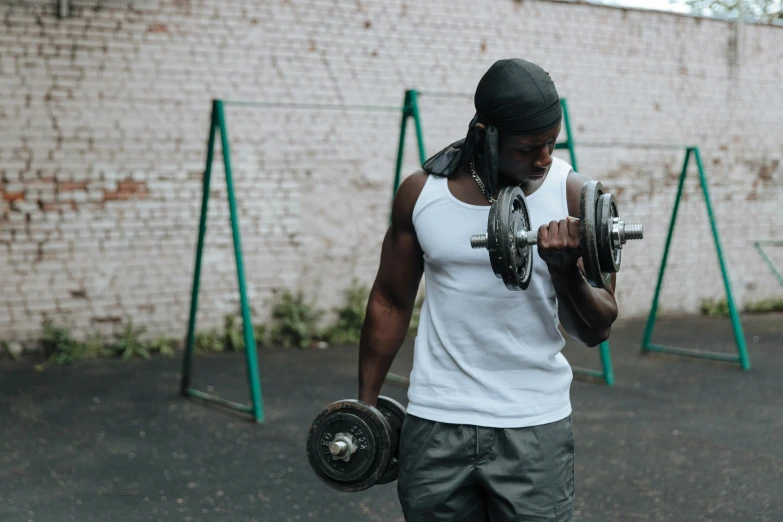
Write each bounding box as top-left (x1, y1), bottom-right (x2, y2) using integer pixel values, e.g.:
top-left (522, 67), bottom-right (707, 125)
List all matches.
top-left (0, 0), bottom-right (781, 344)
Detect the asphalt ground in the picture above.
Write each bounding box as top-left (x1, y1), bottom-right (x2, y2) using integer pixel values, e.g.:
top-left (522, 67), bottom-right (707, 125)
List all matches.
top-left (1, 313), bottom-right (781, 522)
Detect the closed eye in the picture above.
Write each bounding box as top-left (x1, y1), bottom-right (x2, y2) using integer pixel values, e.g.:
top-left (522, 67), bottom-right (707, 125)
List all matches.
top-left (516, 141), bottom-right (554, 153)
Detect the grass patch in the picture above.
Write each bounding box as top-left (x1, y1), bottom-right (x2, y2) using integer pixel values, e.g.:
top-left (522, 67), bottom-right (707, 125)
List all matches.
top-left (194, 329), bottom-right (223, 354)
top-left (113, 320), bottom-right (150, 360)
top-left (269, 291), bottom-right (324, 349)
top-left (192, 314), bottom-right (266, 354)
top-left (408, 293), bottom-right (425, 337)
top-left (744, 298), bottom-right (783, 314)
top-left (223, 314), bottom-right (245, 352)
top-left (1, 340), bottom-right (18, 361)
top-left (699, 298), bottom-right (730, 318)
top-left (149, 337), bottom-right (179, 357)
top-left (39, 320), bottom-right (110, 367)
top-left (323, 281), bottom-right (370, 346)
top-left (37, 319), bottom-right (181, 367)
top-left (699, 297), bottom-right (783, 317)
top-left (18, 283), bottom-right (435, 365)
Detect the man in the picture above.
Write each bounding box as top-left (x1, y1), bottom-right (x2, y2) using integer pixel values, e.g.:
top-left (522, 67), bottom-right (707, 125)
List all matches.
top-left (358, 58), bottom-right (618, 521)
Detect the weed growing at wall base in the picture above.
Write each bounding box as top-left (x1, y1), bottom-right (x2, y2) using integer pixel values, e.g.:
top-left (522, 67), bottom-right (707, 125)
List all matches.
top-left (113, 320), bottom-right (150, 360)
top-left (700, 298), bottom-right (730, 317)
top-left (699, 297), bottom-right (783, 317)
top-left (40, 320), bottom-right (111, 366)
top-left (34, 319), bottom-right (180, 368)
top-left (194, 314), bottom-right (266, 354)
top-left (23, 284), bottom-right (431, 367)
top-left (1, 340), bottom-right (18, 361)
top-left (408, 294), bottom-right (425, 338)
top-left (323, 281), bottom-right (370, 346)
top-left (744, 298), bottom-right (783, 314)
top-left (149, 337), bottom-right (178, 357)
top-left (269, 291), bottom-right (324, 349)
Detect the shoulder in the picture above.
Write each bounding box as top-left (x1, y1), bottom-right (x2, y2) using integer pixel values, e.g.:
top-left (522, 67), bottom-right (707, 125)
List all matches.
top-left (391, 170), bottom-right (429, 231)
top-left (394, 170), bottom-right (428, 211)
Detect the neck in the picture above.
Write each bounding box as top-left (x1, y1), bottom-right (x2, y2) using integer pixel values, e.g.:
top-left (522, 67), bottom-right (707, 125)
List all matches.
top-left (471, 163), bottom-right (540, 199)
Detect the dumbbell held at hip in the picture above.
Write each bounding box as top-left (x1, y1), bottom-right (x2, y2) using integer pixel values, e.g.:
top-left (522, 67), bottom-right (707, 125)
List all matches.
top-left (306, 396), bottom-right (406, 492)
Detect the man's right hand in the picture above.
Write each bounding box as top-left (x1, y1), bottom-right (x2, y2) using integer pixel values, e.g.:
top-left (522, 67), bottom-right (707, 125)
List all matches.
top-left (537, 216), bottom-right (582, 273)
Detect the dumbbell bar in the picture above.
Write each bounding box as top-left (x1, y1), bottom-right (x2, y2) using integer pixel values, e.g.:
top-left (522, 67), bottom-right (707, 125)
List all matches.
top-left (306, 396), bottom-right (406, 492)
top-left (470, 218), bottom-right (642, 251)
top-left (469, 181), bottom-right (643, 290)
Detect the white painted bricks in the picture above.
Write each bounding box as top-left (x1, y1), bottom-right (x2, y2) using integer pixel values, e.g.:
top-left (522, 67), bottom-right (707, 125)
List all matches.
top-left (0, 0), bottom-right (781, 345)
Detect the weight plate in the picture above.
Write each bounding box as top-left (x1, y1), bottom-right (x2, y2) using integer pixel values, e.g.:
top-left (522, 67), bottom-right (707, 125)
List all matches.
top-left (375, 396), bottom-right (407, 485)
top-left (596, 193), bottom-right (621, 274)
top-left (307, 399), bottom-right (392, 492)
top-left (487, 186), bottom-right (533, 291)
top-left (579, 181), bottom-right (611, 289)
top-left (486, 191), bottom-right (507, 285)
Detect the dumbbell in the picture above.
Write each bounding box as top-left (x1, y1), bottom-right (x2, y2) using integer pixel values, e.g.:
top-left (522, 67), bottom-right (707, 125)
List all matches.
top-left (469, 180), bottom-right (644, 290)
top-left (306, 396), bottom-right (406, 492)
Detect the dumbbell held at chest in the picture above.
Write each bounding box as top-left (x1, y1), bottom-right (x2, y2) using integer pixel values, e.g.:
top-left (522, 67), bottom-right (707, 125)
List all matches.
top-left (470, 217), bottom-right (643, 250)
top-left (469, 180), bottom-right (644, 291)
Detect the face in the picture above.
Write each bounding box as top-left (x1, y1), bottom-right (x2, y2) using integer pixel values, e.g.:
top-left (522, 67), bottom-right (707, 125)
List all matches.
top-left (477, 123), bottom-right (562, 186)
top-left (498, 123), bottom-right (562, 185)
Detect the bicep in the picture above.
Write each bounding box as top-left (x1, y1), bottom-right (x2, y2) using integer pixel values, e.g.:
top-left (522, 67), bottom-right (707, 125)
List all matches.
top-left (372, 224), bottom-right (424, 310)
top-left (370, 173), bottom-right (426, 310)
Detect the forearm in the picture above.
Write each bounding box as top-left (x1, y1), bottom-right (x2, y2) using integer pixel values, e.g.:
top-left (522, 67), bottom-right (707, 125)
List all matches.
top-left (550, 264), bottom-right (618, 345)
top-left (358, 294), bottom-right (413, 405)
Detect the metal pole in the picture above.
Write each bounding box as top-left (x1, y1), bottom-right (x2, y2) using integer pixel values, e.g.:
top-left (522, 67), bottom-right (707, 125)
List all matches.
top-left (560, 98), bottom-right (578, 172)
top-left (598, 342), bottom-right (614, 386)
top-left (642, 148), bottom-right (691, 351)
top-left (216, 101), bottom-right (266, 421)
top-left (409, 90), bottom-right (427, 166)
top-left (561, 97), bottom-right (612, 384)
top-left (754, 241), bottom-right (783, 286)
top-left (390, 91), bottom-right (412, 220)
top-left (181, 101), bottom-right (218, 395)
top-left (693, 148), bottom-right (750, 370)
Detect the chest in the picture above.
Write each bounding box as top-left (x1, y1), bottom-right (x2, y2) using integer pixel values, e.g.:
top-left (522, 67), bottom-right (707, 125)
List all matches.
top-left (415, 185), bottom-right (567, 272)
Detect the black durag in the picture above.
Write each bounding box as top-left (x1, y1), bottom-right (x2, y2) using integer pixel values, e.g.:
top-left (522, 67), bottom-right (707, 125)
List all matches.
top-left (422, 58), bottom-right (562, 199)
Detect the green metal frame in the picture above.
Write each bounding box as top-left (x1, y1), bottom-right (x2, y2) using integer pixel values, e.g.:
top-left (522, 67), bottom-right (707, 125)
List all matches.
top-left (552, 98), bottom-right (614, 386)
top-left (753, 240), bottom-right (783, 286)
top-left (180, 94), bottom-right (615, 414)
top-left (553, 98), bottom-right (579, 171)
top-left (388, 91), bottom-right (615, 386)
top-left (641, 147), bottom-right (750, 370)
top-left (180, 99), bottom-right (265, 423)
top-left (391, 89), bottom-right (428, 217)
top-left (181, 98), bottom-right (406, 422)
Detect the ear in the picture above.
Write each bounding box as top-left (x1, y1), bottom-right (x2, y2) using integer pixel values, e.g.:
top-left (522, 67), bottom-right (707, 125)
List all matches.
top-left (473, 123), bottom-right (487, 152)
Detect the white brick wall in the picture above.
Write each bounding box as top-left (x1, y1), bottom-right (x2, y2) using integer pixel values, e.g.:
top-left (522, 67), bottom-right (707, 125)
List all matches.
top-left (1, 0), bottom-right (782, 345)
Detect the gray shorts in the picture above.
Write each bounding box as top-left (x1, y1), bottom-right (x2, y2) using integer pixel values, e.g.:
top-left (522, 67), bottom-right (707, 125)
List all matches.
top-left (397, 415), bottom-right (575, 522)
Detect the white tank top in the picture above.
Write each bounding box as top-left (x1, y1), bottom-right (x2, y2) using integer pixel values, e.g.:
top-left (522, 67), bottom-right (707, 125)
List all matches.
top-left (407, 157), bottom-right (574, 428)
